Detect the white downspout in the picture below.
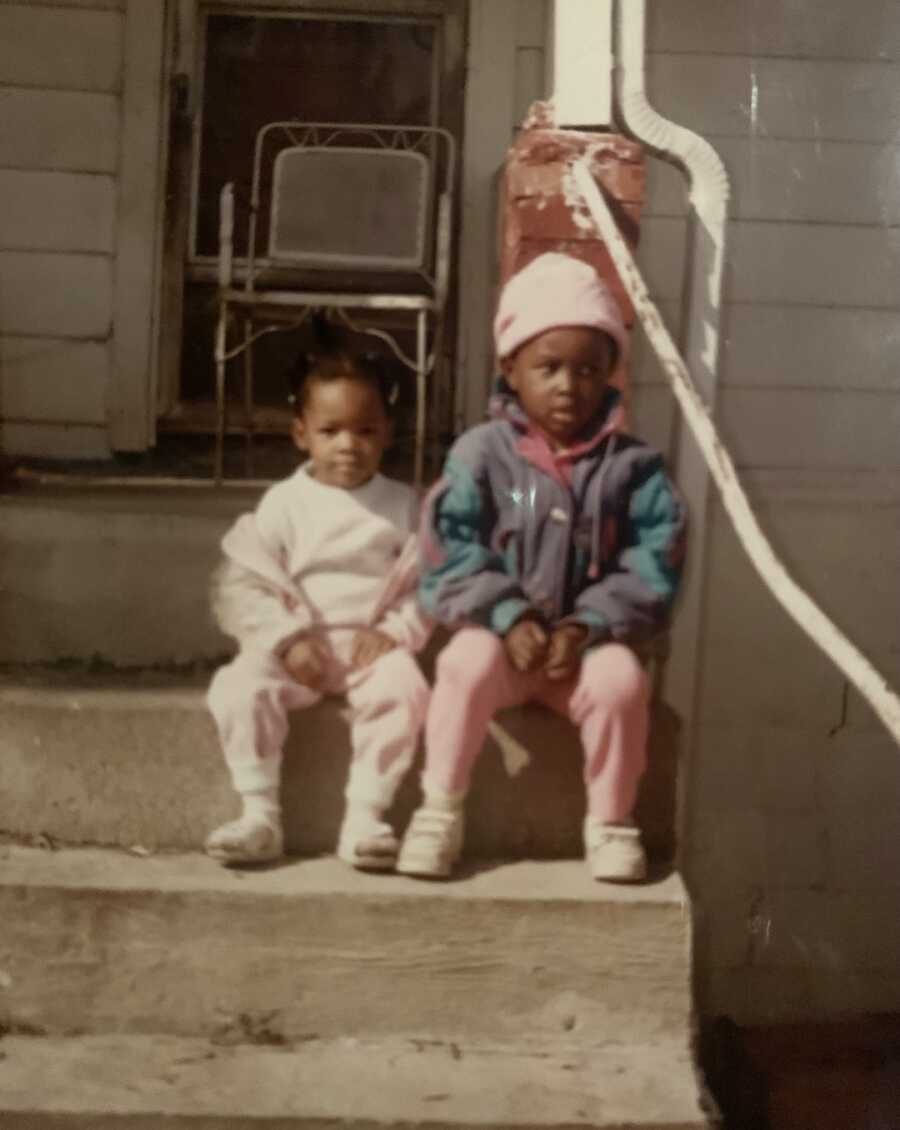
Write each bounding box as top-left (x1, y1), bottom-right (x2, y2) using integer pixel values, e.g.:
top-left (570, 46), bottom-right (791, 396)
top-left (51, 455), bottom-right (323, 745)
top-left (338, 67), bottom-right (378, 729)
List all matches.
top-left (611, 0), bottom-right (730, 848)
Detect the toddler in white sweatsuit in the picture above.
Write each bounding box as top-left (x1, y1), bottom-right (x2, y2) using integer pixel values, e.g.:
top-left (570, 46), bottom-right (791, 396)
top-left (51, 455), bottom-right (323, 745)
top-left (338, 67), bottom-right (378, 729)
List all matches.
top-left (206, 343), bottom-right (431, 870)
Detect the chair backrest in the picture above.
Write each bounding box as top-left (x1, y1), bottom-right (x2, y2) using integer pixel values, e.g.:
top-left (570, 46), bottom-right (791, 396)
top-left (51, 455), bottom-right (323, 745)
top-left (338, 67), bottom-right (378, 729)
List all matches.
top-left (249, 122), bottom-right (455, 286)
top-left (270, 147), bottom-right (429, 271)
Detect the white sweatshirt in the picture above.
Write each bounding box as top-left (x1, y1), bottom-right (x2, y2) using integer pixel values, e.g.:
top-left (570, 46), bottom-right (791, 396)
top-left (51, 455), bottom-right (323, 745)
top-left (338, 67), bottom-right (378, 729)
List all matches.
top-left (212, 464), bottom-right (430, 656)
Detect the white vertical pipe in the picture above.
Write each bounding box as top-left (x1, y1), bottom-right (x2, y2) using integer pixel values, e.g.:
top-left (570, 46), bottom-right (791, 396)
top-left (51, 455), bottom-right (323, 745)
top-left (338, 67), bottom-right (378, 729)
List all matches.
top-left (551, 0), bottom-right (614, 127)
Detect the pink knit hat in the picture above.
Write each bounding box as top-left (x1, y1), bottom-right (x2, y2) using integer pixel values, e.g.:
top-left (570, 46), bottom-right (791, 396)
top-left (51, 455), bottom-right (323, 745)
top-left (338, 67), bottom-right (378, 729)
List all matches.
top-left (494, 252), bottom-right (628, 364)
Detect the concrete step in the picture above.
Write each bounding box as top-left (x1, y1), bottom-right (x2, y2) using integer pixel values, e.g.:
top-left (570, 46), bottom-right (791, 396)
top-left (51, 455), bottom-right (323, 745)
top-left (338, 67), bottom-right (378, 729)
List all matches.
top-left (0, 671), bottom-right (677, 860)
top-left (0, 486), bottom-right (252, 667)
top-left (0, 1030), bottom-right (713, 1129)
top-left (0, 847), bottom-right (691, 1048)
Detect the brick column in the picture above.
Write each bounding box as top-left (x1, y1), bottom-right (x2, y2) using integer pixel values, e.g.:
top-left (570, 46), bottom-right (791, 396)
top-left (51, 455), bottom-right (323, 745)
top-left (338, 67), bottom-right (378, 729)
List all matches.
top-left (498, 109), bottom-right (645, 396)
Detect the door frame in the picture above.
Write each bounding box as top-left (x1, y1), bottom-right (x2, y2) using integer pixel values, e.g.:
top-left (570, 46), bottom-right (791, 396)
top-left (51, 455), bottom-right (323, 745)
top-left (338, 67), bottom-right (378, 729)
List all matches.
top-left (110, 0), bottom-right (169, 451)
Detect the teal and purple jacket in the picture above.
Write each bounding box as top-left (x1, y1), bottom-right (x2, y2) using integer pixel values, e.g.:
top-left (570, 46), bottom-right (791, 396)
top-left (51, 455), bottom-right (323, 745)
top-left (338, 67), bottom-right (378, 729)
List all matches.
top-left (419, 379), bottom-right (687, 648)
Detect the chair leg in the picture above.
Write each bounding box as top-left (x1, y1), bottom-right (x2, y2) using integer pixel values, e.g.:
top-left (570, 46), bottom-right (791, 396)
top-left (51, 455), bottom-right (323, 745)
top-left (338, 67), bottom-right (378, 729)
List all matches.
top-left (214, 300), bottom-right (228, 485)
top-left (242, 316), bottom-right (255, 478)
top-left (430, 344), bottom-right (446, 477)
top-left (415, 310), bottom-right (427, 488)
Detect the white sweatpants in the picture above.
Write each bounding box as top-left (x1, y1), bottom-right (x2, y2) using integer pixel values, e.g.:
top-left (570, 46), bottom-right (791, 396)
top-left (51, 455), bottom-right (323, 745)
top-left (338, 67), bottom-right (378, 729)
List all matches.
top-left (207, 639), bottom-right (429, 811)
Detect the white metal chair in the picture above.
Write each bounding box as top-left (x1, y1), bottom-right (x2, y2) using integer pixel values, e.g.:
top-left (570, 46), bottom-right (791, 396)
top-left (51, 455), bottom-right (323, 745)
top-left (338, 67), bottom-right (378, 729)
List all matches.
top-left (214, 121), bottom-right (456, 485)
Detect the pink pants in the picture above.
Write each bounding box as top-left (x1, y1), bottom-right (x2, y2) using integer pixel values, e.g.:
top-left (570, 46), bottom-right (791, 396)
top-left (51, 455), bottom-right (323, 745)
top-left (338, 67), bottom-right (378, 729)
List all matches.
top-left (208, 640), bottom-right (429, 811)
top-left (423, 627), bottom-right (648, 822)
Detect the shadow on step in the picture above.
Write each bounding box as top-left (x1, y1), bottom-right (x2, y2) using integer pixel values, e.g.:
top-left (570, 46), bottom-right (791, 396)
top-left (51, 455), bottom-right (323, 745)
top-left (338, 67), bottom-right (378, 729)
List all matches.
top-left (280, 695), bottom-right (681, 865)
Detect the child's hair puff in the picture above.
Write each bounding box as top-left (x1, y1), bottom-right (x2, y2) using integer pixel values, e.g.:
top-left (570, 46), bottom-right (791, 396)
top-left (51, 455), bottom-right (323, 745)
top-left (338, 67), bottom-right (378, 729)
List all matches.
top-left (287, 312), bottom-right (398, 415)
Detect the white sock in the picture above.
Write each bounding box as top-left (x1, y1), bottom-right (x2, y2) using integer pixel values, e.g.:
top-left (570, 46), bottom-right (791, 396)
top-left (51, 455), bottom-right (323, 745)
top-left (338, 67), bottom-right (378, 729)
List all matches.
top-left (422, 784), bottom-right (466, 813)
top-left (343, 802), bottom-right (391, 833)
top-left (241, 788), bottom-right (280, 823)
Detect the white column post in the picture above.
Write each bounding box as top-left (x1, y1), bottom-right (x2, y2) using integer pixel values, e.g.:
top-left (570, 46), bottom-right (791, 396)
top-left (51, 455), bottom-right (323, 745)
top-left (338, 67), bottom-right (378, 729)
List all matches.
top-left (549, 0), bottom-right (614, 127)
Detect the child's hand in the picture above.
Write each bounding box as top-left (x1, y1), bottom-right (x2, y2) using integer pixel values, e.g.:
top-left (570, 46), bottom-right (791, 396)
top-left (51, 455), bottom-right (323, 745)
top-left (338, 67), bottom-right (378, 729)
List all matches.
top-left (544, 624), bottom-right (588, 681)
top-left (283, 636), bottom-right (329, 690)
top-left (351, 627), bottom-right (396, 670)
top-left (504, 616), bottom-right (549, 673)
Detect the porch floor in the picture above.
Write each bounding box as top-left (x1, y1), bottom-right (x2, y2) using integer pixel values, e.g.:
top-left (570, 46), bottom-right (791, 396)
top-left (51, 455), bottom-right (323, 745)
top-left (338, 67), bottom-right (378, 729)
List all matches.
top-left (4, 431), bottom-right (437, 488)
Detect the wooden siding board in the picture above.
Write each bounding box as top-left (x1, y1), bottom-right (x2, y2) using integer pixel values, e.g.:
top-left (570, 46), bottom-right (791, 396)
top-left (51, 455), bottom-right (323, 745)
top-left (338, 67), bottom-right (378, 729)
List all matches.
top-left (647, 55), bottom-right (900, 143)
top-left (0, 88), bottom-right (119, 173)
top-left (0, 5), bottom-right (122, 93)
top-left (758, 498), bottom-right (900, 676)
top-left (727, 222), bottom-right (900, 308)
top-left (646, 139), bottom-right (900, 227)
top-left (0, 252), bottom-right (112, 338)
top-left (0, 421), bottom-right (109, 458)
top-left (647, 0), bottom-right (900, 63)
top-left (700, 491), bottom-right (900, 727)
top-left (0, 336), bottom-right (108, 423)
top-left (0, 171), bottom-right (115, 253)
top-left (637, 6), bottom-right (900, 1031)
top-left (720, 306), bottom-right (900, 392)
top-left (0, 2), bottom-right (123, 9)
top-left (699, 516), bottom-right (847, 726)
top-left (718, 388), bottom-right (900, 471)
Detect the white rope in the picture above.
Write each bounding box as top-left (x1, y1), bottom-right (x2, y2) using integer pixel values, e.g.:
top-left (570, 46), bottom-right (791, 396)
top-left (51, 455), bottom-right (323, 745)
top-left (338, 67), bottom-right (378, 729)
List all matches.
top-left (571, 160), bottom-right (900, 747)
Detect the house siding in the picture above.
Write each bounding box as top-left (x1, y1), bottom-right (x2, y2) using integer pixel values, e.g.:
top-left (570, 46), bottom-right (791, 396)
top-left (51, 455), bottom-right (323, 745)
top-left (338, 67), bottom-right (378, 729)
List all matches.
top-left (637, 0), bottom-right (900, 1024)
top-left (0, 0), bottom-right (124, 457)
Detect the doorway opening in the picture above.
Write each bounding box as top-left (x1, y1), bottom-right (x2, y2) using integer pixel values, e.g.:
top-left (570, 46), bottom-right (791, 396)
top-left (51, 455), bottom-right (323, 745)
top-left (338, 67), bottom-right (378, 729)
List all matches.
top-left (159, 3), bottom-right (464, 480)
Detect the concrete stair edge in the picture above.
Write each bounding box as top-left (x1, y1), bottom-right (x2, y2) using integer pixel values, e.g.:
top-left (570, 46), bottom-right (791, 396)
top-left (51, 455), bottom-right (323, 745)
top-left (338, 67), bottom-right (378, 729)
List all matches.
top-left (0, 677), bottom-right (679, 860)
top-left (0, 847), bottom-right (692, 1047)
top-left (0, 1031), bottom-right (714, 1129)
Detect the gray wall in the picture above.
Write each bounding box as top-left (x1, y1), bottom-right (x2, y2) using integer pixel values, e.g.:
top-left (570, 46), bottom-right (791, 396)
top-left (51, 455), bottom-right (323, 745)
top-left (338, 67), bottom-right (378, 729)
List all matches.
top-left (633, 0), bottom-right (900, 1023)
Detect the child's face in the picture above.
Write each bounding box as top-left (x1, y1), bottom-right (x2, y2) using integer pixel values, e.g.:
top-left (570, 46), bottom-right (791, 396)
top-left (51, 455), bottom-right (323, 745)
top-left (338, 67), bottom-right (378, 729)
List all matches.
top-left (291, 376), bottom-right (391, 488)
top-left (502, 327), bottom-right (616, 448)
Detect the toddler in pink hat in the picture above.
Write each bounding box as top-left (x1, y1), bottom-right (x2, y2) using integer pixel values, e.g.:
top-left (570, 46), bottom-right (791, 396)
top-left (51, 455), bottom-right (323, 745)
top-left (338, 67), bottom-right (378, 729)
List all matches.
top-left (397, 252), bottom-right (686, 882)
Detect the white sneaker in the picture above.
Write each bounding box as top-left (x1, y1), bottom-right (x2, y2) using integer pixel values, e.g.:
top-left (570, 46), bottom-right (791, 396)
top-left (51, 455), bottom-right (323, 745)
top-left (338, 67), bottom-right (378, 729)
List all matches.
top-left (584, 818), bottom-right (647, 883)
top-left (205, 813), bottom-right (284, 866)
top-left (396, 805), bottom-right (464, 879)
top-left (336, 808), bottom-right (399, 872)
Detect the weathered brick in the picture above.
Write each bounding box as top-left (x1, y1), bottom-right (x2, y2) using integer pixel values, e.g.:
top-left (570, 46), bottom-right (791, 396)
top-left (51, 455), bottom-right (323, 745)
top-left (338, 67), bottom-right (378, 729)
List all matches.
top-left (497, 125), bottom-right (647, 385)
